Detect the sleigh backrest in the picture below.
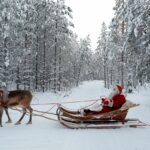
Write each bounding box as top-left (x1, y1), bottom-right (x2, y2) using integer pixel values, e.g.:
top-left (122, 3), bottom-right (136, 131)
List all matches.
top-left (120, 100), bottom-right (139, 111)
top-left (94, 100), bottom-right (139, 120)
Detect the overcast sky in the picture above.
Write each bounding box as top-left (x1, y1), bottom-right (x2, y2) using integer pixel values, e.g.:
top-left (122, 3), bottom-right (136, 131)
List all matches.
top-left (65, 0), bottom-right (115, 50)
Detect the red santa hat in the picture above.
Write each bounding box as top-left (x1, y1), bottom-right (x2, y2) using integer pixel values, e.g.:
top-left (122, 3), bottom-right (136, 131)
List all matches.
top-left (116, 84), bottom-right (122, 94)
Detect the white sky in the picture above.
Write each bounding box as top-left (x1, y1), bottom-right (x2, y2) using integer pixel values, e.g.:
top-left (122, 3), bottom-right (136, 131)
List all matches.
top-left (65, 0), bottom-right (115, 50)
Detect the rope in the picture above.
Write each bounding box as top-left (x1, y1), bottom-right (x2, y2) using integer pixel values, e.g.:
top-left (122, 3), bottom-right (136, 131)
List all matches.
top-left (9, 99), bottom-right (101, 123)
top-left (33, 109), bottom-right (56, 116)
top-left (83, 99), bottom-right (101, 109)
top-left (31, 99), bottom-right (102, 120)
top-left (10, 108), bottom-right (58, 122)
top-left (35, 104), bottom-right (58, 116)
top-left (32, 112), bottom-right (58, 121)
top-left (10, 99), bottom-right (101, 122)
top-left (32, 98), bottom-right (101, 106)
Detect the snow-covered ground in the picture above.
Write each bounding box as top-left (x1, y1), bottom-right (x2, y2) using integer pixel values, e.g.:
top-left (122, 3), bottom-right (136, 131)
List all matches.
top-left (0, 80), bottom-right (150, 150)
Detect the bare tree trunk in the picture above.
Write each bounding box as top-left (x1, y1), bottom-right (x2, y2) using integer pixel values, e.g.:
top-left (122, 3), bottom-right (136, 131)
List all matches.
top-left (43, 28), bottom-right (46, 92)
top-left (54, 35), bottom-right (57, 93)
top-left (54, 1), bottom-right (59, 93)
top-left (16, 64), bottom-right (20, 90)
top-left (42, 0), bottom-right (47, 92)
top-left (110, 69), bottom-right (113, 85)
top-left (121, 0), bottom-right (125, 88)
top-left (104, 58), bottom-right (107, 88)
top-left (23, 33), bottom-right (28, 90)
top-left (76, 54), bottom-right (84, 86)
top-left (35, 36), bottom-right (39, 90)
top-left (58, 48), bottom-right (62, 91)
top-left (107, 67), bottom-right (109, 89)
top-left (121, 51), bottom-right (124, 88)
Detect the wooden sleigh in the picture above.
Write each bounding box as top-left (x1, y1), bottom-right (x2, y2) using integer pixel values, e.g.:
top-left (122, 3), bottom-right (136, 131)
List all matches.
top-left (57, 100), bottom-right (145, 129)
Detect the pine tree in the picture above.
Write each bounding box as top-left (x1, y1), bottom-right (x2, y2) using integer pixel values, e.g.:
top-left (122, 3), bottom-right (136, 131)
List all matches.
top-left (96, 22), bottom-right (108, 88)
top-left (0, 0), bottom-right (12, 88)
top-left (125, 0), bottom-right (150, 88)
top-left (51, 0), bottom-right (74, 92)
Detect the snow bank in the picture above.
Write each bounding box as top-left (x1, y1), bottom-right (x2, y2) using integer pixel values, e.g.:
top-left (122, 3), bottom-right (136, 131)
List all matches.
top-left (0, 80), bottom-right (150, 150)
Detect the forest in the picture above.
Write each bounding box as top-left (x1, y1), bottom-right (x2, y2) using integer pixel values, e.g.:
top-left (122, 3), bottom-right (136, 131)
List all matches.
top-left (0, 0), bottom-right (150, 93)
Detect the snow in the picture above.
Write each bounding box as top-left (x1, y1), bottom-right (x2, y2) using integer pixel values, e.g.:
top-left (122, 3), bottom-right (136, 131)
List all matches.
top-left (0, 80), bottom-right (150, 150)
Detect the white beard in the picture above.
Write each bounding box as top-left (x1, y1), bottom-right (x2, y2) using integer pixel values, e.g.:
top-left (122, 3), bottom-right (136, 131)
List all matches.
top-left (107, 87), bottom-right (120, 100)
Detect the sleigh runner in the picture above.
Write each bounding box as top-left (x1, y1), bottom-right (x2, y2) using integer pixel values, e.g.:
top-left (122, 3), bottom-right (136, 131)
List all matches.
top-left (57, 100), bottom-right (145, 129)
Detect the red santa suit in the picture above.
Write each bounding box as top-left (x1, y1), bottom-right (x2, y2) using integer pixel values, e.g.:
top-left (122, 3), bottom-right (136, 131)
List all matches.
top-left (82, 85), bottom-right (126, 115)
top-left (99, 84), bottom-right (126, 114)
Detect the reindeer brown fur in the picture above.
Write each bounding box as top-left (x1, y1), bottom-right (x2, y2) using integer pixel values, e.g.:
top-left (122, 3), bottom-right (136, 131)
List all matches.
top-left (0, 90), bottom-right (33, 127)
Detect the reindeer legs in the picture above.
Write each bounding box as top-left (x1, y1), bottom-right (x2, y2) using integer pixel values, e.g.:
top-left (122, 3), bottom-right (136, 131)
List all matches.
top-left (15, 108), bottom-right (26, 125)
top-left (5, 108), bottom-right (12, 123)
top-left (15, 106), bottom-right (33, 125)
top-left (26, 106), bottom-right (33, 124)
top-left (0, 108), bottom-right (3, 127)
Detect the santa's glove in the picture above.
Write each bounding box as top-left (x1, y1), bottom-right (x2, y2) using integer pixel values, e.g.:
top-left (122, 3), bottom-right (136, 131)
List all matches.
top-left (101, 97), bottom-right (108, 104)
top-left (101, 97), bottom-right (106, 103)
top-left (102, 99), bottom-right (113, 107)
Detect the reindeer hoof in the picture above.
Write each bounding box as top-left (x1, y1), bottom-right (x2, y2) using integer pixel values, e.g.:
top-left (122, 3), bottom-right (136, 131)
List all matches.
top-left (26, 122), bottom-right (32, 125)
top-left (15, 122), bottom-right (21, 125)
top-left (6, 120), bottom-right (12, 123)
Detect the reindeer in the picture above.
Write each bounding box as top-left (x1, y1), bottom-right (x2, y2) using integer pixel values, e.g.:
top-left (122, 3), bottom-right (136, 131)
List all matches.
top-left (0, 90), bottom-right (33, 127)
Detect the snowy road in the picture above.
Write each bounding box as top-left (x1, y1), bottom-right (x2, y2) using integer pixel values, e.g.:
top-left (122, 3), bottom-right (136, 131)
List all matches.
top-left (0, 81), bottom-right (150, 150)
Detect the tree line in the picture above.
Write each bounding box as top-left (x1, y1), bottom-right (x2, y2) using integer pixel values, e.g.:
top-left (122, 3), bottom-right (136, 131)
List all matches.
top-left (95, 0), bottom-right (150, 92)
top-left (0, 0), bottom-right (149, 93)
top-left (0, 0), bottom-right (94, 92)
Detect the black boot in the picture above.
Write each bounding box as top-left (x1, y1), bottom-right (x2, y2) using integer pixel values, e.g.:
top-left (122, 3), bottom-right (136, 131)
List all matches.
top-left (84, 109), bottom-right (92, 114)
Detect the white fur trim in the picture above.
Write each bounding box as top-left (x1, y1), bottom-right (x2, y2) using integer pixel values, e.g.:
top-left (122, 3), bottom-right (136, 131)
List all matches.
top-left (107, 99), bottom-right (113, 107)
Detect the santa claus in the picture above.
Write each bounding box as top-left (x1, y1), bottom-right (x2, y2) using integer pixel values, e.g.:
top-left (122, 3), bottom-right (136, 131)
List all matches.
top-left (81, 84), bottom-right (126, 115)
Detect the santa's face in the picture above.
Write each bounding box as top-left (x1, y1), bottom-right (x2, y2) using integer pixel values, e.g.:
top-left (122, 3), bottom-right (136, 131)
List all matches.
top-left (107, 86), bottom-right (120, 100)
top-left (113, 87), bottom-right (120, 95)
